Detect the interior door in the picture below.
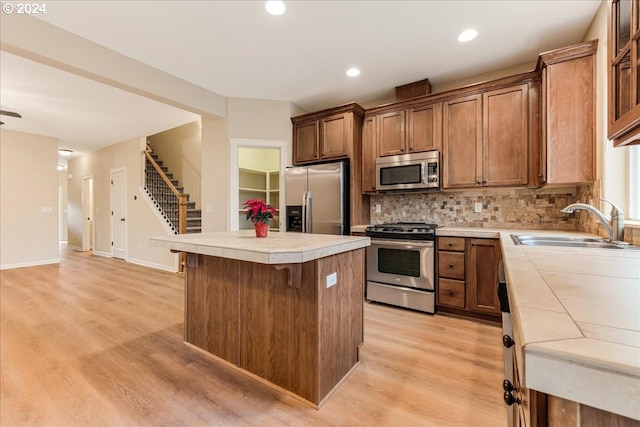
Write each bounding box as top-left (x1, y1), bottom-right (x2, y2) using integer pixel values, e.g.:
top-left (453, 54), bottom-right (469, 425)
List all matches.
top-left (111, 168), bottom-right (126, 260)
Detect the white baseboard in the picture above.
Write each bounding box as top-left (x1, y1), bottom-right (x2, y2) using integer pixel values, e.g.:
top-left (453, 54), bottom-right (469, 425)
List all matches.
top-left (127, 257), bottom-right (179, 273)
top-left (92, 250), bottom-right (112, 258)
top-left (0, 258), bottom-right (60, 270)
top-left (66, 245), bottom-right (83, 251)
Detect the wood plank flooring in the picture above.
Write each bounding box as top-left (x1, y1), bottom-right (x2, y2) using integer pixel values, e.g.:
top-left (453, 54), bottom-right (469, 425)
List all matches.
top-left (1, 246), bottom-right (507, 426)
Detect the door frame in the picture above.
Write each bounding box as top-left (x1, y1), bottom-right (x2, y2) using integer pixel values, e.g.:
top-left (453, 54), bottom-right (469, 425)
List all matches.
top-left (229, 138), bottom-right (288, 231)
top-left (110, 167), bottom-right (127, 259)
top-left (81, 175), bottom-right (94, 251)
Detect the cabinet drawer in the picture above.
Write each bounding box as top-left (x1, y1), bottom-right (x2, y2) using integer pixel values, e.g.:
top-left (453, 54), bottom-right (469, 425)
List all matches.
top-left (438, 237), bottom-right (465, 252)
top-left (438, 252), bottom-right (465, 280)
top-left (438, 279), bottom-right (465, 308)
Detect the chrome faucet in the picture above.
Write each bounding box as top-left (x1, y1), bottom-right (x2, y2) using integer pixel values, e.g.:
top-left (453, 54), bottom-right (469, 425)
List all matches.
top-left (561, 199), bottom-right (625, 242)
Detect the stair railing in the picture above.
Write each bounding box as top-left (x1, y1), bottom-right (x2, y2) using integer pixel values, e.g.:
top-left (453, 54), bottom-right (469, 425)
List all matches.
top-left (143, 148), bottom-right (188, 235)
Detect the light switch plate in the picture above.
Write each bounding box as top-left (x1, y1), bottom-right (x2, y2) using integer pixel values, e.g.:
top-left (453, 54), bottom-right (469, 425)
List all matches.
top-left (375, 204), bottom-right (381, 213)
top-left (474, 202), bottom-right (483, 213)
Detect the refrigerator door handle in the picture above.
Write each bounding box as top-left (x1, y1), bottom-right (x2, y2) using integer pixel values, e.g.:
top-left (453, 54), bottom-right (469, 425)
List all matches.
top-left (302, 191), bottom-right (313, 233)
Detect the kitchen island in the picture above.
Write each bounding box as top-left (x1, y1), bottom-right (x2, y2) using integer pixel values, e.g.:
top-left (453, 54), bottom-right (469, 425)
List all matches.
top-left (150, 230), bottom-right (369, 407)
top-left (437, 227), bottom-right (640, 425)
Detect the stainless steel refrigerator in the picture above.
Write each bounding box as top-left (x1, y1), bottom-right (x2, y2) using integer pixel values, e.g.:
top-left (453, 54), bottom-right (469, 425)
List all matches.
top-left (284, 161), bottom-right (349, 235)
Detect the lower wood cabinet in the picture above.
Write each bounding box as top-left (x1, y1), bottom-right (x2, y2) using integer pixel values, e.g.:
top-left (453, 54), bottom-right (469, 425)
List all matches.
top-left (436, 236), bottom-right (502, 320)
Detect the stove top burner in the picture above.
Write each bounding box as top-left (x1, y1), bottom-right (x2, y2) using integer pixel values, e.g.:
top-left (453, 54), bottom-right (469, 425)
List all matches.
top-left (365, 222), bottom-right (439, 240)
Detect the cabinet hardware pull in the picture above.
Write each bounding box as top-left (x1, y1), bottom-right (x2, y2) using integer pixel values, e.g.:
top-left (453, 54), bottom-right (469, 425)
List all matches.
top-left (448, 290), bottom-right (454, 295)
top-left (503, 391), bottom-right (521, 406)
top-left (471, 243), bottom-right (476, 246)
top-left (502, 335), bottom-right (515, 348)
top-left (449, 263), bottom-right (453, 267)
top-left (448, 242), bottom-right (453, 246)
top-left (503, 379), bottom-right (518, 393)
top-left (482, 180), bottom-right (487, 184)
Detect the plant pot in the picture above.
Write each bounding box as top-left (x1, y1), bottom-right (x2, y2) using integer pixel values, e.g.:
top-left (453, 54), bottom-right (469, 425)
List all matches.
top-left (254, 221), bottom-right (269, 238)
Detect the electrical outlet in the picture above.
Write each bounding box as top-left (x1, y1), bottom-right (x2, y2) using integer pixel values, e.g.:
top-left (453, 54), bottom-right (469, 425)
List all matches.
top-left (474, 202), bottom-right (483, 213)
top-left (375, 204), bottom-right (381, 213)
top-left (326, 272), bottom-right (337, 288)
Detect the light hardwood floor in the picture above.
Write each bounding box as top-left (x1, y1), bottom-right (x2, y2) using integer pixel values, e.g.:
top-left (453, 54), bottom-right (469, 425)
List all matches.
top-left (1, 246), bottom-right (507, 426)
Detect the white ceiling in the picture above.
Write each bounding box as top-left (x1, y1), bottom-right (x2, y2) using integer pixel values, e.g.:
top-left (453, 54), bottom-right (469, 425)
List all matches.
top-left (0, 0), bottom-right (603, 158)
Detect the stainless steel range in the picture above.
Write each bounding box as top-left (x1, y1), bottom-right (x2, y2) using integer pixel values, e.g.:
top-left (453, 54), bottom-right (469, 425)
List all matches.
top-left (365, 222), bottom-right (438, 313)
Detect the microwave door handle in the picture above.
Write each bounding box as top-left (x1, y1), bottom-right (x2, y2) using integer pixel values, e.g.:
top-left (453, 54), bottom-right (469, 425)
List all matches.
top-left (422, 162), bottom-right (427, 184)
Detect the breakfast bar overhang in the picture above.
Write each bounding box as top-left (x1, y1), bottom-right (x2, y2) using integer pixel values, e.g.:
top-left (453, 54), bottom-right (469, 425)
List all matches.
top-left (151, 231), bottom-right (370, 407)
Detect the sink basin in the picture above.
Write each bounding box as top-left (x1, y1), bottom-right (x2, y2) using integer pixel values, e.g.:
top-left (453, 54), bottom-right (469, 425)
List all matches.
top-left (510, 234), bottom-right (638, 250)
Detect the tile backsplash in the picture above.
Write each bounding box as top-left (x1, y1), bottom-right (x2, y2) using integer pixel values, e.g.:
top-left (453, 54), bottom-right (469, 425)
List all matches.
top-left (367, 182), bottom-right (640, 245)
top-left (369, 186), bottom-right (583, 230)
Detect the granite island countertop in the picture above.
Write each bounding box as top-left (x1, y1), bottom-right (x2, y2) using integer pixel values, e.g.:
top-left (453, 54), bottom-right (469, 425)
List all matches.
top-left (151, 230), bottom-right (370, 264)
top-left (437, 227), bottom-right (640, 420)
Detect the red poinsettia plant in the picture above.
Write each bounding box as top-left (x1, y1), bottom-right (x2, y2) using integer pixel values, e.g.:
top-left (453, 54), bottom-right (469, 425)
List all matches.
top-left (243, 199), bottom-right (278, 225)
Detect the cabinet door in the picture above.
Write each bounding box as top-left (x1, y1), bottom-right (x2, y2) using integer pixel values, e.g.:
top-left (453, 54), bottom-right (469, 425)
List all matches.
top-left (377, 110), bottom-right (406, 157)
top-left (483, 84), bottom-right (529, 187)
top-left (293, 120), bottom-right (319, 164)
top-left (545, 54), bottom-right (595, 183)
top-left (408, 102), bottom-right (442, 153)
top-left (442, 94), bottom-right (483, 188)
top-left (320, 112), bottom-right (350, 160)
top-left (362, 116), bottom-right (377, 193)
top-left (466, 239), bottom-right (501, 316)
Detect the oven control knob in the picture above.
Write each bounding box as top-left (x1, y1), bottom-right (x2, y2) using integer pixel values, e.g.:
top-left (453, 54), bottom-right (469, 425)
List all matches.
top-left (504, 391), bottom-right (521, 406)
top-left (502, 335), bottom-right (515, 348)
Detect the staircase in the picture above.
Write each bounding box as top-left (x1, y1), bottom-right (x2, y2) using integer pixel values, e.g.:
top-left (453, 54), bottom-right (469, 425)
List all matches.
top-left (144, 151), bottom-right (202, 235)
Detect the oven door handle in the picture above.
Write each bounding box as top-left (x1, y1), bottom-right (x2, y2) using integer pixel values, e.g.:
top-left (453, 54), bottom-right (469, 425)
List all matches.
top-left (370, 238), bottom-right (434, 248)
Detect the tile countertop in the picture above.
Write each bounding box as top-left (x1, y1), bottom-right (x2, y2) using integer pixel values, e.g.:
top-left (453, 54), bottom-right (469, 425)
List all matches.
top-left (150, 230), bottom-right (370, 264)
top-left (437, 227), bottom-right (640, 420)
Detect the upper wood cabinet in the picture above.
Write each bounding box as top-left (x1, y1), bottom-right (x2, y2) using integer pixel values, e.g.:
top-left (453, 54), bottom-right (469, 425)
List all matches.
top-left (537, 41), bottom-right (597, 184)
top-left (442, 84), bottom-right (528, 189)
top-left (376, 102), bottom-right (442, 157)
top-left (291, 103), bottom-right (369, 227)
top-left (442, 94), bottom-right (483, 188)
top-left (292, 103), bottom-right (364, 165)
top-left (608, 0), bottom-right (640, 147)
top-left (408, 103), bottom-right (443, 153)
top-left (362, 116), bottom-right (377, 193)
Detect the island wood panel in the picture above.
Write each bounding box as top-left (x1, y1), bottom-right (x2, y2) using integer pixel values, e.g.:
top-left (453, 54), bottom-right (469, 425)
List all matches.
top-left (239, 260), bottom-right (319, 403)
top-left (183, 249), bottom-right (364, 406)
top-left (317, 248), bottom-right (364, 400)
top-left (185, 254), bottom-right (239, 365)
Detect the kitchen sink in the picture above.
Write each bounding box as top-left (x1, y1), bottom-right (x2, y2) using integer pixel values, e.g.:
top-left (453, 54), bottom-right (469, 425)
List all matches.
top-left (510, 235), bottom-right (638, 250)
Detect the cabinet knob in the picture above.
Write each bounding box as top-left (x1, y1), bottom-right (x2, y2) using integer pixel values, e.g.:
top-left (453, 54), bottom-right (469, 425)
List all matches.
top-left (448, 290), bottom-right (454, 295)
top-left (482, 180), bottom-right (487, 184)
top-left (538, 174), bottom-right (544, 178)
top-left (471, 243), bottom-right (477, 246)
top-left (449, 263), bottom-right (454, 268)
top-left (503, 391), bottom-right (521, 406)
top-left (476, 181), bottom-right (481, 185)
top-left (503, 379), bottom-right (518, 393)
top-left (503, 335), bottom-right (515, 348)
top-left (448, 242), bottom-right (453, 246)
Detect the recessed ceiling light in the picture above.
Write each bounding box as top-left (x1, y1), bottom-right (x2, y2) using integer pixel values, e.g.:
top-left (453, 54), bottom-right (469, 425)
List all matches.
top-left (58, 149), bottom-right (73, 156)
top-left (265, 1), bottom-right (285, 16)
top-left (458, 29), bottom-right (478, 42)
top-left (57, 164), bottom-right (67, 170)
top-left (346, 67), bottom-right (361, 77)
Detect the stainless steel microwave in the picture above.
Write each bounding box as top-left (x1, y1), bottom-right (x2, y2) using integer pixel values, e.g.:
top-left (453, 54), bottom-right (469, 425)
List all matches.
top-left (375, 151), bottom-right (440, 191)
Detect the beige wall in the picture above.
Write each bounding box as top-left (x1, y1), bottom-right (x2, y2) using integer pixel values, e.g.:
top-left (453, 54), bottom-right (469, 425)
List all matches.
top-left (0, 129), bottom-right (60, 269)
top-left (67, 136), bottom-right (178, 271)
top-left (201, 98), bottom-right (297, 232)
top-left (148, 121), bottom-right (202, 208)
